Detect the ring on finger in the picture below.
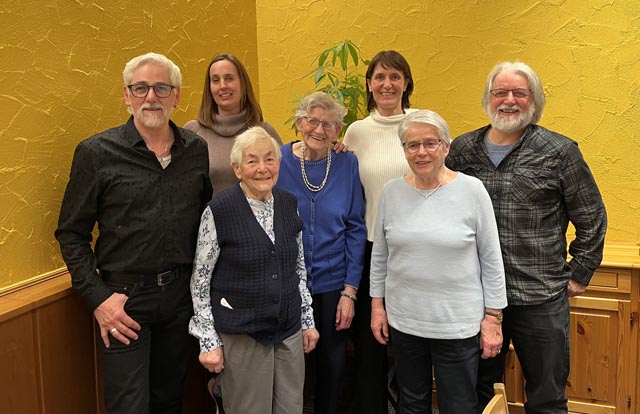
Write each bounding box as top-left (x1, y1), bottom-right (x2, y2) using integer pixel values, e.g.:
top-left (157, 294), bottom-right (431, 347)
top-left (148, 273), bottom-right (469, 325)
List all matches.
top-left (110, 327), bottom-right (118, 335)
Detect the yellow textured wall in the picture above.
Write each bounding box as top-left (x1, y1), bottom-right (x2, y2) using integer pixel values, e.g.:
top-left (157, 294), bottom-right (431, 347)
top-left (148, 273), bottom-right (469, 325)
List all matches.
top-left (0, 0), bottom-right (259, 290)
top-left (256, 0), bottom-right (640, 245)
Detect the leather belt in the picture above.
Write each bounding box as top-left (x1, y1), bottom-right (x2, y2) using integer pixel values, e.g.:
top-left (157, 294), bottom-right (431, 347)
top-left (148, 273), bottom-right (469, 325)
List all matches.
top-left (101, 264), bottom-right (192, 287)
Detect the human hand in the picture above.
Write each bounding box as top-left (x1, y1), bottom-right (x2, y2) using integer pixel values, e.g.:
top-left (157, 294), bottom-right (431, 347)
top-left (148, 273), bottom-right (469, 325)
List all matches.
top-left (480, 316), bottom-right (503, 359)
top-left (302, 328), bottom-right (320, 353)
top-left (332, 140), bottom-right (349, 153)
top-left (199, 347), bottom-right (225, 373)
top-left (94, 292), bottom-right (141, 348)
top-left (335, 295), bottom-right (355, 331)
top-left (567, 279), bottom-right (587, 297)
top-left (370, 298), bottom-right (389, 345)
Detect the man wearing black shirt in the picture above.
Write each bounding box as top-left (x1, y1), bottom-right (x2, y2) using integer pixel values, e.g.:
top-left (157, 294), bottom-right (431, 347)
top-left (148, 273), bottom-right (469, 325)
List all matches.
top-left (55, 52), bottom-right (213, 414)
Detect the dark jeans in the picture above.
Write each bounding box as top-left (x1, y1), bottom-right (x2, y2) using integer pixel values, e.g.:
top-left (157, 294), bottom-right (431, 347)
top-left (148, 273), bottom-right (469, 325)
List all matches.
top-left (476, 291), bottom-right (570, 414)
top-left (310, 290), bottom-right (351, 414)
top-left (99, 270), bottom-right (194, 414)
top-left (350, 241), bottom-right (389, 414)
top-left (390, 327), bottom-right (479, 414)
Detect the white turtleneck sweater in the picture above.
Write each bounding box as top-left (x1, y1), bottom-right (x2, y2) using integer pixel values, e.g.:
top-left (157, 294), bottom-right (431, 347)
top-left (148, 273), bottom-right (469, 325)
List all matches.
top-left (343, 109), bottom-right (417, 240)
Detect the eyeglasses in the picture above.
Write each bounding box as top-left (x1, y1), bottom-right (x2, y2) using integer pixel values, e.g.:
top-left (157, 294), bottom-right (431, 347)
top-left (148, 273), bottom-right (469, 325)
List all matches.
top-left (403, 140), bottom-right (442, 154)
top-left (490, 88), bottom-right (532, 99)
top-left (127, 83), bottom-right (176, 98)
top-left (304, 117), bottom-right (338, 131)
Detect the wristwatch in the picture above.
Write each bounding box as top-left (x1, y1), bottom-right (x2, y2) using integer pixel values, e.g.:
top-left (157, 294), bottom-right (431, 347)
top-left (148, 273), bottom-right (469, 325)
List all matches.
top-left (485, 310), bottom-right (503, 321)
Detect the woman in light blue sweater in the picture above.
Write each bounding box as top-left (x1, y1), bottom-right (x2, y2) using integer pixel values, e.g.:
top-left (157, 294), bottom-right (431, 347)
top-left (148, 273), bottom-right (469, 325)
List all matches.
top-left (370, 110), bottom-right (507, 414)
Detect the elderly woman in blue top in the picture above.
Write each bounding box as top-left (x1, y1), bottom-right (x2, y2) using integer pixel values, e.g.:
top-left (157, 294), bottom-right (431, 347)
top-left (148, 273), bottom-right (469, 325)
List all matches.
top-left (277, 91), bottom-right (367, 414)
top-left (370, 110), bottom-right (507, 414)
top-left (189, 126), bottom-right (319, 414)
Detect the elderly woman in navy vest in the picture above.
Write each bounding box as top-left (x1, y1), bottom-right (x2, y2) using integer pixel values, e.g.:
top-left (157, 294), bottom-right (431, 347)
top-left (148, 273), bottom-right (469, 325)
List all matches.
top-left (189, 126), bottom-right (319, 414)
top-left (277, 92), bottom-right (367, 414)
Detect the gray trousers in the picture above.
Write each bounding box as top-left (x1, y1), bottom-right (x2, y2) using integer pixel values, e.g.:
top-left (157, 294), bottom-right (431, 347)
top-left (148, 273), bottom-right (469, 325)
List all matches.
top-left (219, 330), bottom-right (305, 414)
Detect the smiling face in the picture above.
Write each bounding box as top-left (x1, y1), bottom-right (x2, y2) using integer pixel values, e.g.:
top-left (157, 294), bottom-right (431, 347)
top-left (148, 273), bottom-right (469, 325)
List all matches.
top-left (404, 123), bottom-right (449, 180)
top-left (486, 71), bottom-right (535, 134)
top-left (124, 62), bottom-right (179, 129)
top-left (210, 59), bottom-right (243, 116)
top-left (233, 138), bottom-right (280, 201)
top-left (367, 63), bottom-right (409, 116)
top-left (295, 107), bottom-right (341, 160)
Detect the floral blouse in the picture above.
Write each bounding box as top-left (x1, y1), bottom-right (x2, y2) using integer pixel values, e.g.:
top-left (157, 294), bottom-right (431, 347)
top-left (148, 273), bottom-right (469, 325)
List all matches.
top-left (188, 195), bottom-right (315, 352)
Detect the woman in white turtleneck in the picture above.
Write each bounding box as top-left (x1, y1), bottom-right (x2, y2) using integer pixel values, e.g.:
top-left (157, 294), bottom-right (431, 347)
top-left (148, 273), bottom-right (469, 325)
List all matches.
top-left (185, 53), bottom-right (281, 195)
top-left (342, 50), bottom-right (417, 414)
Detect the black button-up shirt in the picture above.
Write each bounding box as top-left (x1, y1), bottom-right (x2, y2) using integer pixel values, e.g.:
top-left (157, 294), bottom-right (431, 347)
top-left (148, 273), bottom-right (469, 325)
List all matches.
top-left (447, 124), bottom-right (607, 305)
top-left (55, 117), bottom-right (213, 309)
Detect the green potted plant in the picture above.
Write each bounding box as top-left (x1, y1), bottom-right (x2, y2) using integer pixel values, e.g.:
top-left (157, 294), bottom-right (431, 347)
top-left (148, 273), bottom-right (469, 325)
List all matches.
top-left (286, 40), bottom-right (369, 137)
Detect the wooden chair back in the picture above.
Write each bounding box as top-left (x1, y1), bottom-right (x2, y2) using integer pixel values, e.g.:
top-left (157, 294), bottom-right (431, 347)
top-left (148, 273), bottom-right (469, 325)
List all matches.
top-left (482, 383), bottom-right (509, 414)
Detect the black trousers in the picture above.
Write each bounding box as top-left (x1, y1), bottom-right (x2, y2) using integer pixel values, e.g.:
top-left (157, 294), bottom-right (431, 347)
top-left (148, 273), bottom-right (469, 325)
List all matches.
top-left (310, 289), bottom-right (351, 414)
top-left (476, 292), bottom-right (570, 414)
top-left (350, 241), bottom-right (389, 414)
top-left (390, 327), bottom-right (479, 414)
top-left (99, 270), bottom-right (194, 414)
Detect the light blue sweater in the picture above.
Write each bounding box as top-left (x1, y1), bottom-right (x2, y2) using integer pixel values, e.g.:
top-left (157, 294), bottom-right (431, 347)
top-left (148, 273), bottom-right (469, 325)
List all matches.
top-left (371, 172), bottom-right (507, 339)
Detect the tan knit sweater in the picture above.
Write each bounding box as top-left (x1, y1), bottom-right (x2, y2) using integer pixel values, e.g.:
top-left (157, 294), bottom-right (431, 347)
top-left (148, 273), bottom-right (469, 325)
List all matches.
top-left (184, 113), bottom-right (281, 195)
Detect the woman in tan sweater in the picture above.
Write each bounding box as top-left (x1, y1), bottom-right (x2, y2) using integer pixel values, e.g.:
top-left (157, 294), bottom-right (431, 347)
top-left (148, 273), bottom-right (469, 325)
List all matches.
top-left (185, 53), bottom-right (281, 194)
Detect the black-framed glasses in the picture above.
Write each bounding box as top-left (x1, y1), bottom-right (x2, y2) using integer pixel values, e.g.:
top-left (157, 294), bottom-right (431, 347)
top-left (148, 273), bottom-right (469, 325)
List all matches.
top-left (304, 117), bottom-right (338, 131)
top-left (490, 88), bottom-right (532, 99)
top-left (402, 140), bottom-right (442, 154)
top-left (127, 83), bottom-right (175, 98)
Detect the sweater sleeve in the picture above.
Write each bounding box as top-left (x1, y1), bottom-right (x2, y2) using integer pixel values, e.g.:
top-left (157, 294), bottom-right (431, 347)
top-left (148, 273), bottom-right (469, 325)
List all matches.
top-left (343, 155), bottom-right (367, 289)
top-left (369, 185), bottom-right (390, 298)
top-left (473, 181), bottom-right (508, 309)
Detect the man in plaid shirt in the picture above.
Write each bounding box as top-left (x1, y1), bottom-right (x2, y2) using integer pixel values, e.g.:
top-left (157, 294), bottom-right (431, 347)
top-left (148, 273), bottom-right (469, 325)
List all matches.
top-left (447, 61), bottom-right (607, 414)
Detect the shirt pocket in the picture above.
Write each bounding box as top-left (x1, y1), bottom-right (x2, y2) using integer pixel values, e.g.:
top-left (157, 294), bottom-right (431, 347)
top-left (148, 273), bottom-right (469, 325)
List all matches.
top-left (512, 167), bottom-right (556, 205)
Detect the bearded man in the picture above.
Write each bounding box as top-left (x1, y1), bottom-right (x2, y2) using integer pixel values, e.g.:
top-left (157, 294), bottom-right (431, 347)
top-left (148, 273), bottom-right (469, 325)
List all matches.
top-left (56, 52), bottom-right (212, 413)
top-left (446, 61), bottom-right (607, 414)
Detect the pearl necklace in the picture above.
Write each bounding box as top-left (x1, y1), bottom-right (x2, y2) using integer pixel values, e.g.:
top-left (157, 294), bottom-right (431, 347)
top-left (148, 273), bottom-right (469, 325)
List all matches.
top-left (411, 170), bottom-right (444, 200)
top-left (299, 142), bottom-right (332, 192)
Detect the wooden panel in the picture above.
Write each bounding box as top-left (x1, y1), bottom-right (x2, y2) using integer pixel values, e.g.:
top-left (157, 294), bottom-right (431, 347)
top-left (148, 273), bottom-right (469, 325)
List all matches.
top-left (568, 310), bottom-right (617, 402)
top-left (0, 312), bottom-right (40, 414)
top-left (587, 268), bottom-right (632, 295)
top-left (36, 294), bottom-right (98, 414)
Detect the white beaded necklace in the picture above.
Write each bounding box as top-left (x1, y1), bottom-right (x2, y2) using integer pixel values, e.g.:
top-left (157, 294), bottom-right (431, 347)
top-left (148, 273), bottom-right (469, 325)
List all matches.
top-left (299, 142), bottom-right (332, 192)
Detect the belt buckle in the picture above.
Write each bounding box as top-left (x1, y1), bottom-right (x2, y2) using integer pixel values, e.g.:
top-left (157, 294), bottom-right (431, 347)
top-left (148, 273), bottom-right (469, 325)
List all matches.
top-left (156, 270), bottom-right (173, 286)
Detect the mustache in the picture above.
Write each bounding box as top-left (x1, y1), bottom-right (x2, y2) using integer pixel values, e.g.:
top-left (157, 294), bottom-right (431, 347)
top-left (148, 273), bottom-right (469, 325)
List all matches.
top-left (140, 103), bottom-right (164, 110)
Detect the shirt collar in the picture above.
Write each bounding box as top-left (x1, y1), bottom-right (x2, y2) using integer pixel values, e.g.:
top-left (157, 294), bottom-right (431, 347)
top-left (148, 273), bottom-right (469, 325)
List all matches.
top-left (124, 116), bottom-right (186, 148)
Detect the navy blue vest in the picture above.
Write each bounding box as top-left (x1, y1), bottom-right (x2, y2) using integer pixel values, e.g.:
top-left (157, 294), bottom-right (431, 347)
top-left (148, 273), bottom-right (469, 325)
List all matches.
top-left (208, 184), bottom-right (303, 346)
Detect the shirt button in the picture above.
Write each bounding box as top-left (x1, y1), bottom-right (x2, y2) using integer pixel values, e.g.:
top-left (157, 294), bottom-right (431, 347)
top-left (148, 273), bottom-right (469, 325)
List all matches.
top-left (273, 297), bottom-right (279, 304)
top-left (271, 250), bottom-right (276, 256)
top-left (492, 194), bottom-right (498, 199)
top-left (272, 274), bottom-right (278, 280)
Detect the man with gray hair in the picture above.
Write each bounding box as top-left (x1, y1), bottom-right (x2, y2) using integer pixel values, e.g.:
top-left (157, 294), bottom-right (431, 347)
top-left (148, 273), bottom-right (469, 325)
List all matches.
top-left (447, 61), bottom-right (607, 414)
top-left (56, 52), bottom-right (212, 413)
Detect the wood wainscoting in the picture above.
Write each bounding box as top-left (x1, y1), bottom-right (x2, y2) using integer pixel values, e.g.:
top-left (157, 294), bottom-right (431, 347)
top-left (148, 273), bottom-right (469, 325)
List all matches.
top-left (0, 271), bottom-right (212, 414)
